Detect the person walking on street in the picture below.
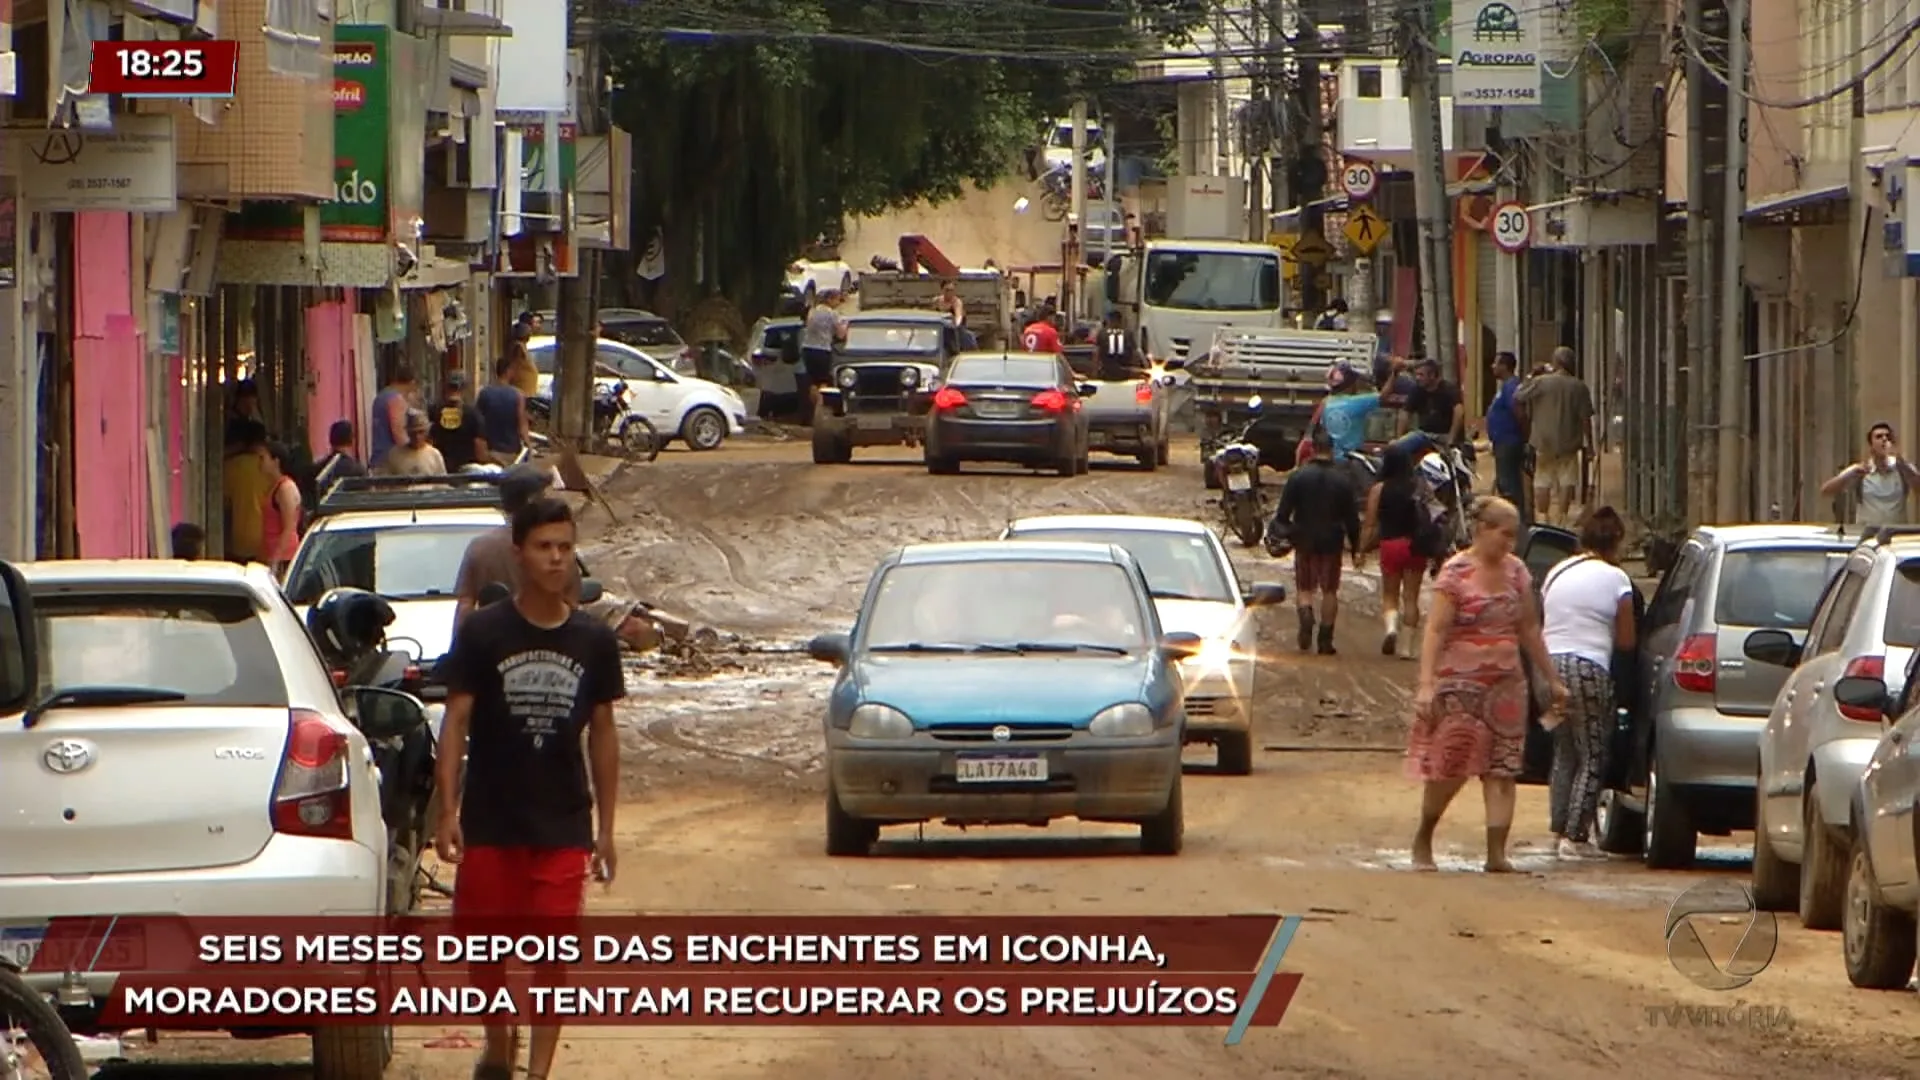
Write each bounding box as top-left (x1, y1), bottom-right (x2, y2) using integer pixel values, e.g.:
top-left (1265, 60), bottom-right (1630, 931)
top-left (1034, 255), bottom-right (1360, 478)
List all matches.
top-left (1362, 446), bottom-right (1432, 659)
top-left (435, 496), bottom-right (626, 1080)
top-left (309, 420), bottom-right (367, 504)
top-left (801, 290), bottom-right (848, 421)
top-left (223, 420), bottom-right (270, 564)
top-left (379, 409), bottom-right (447, 476)
top-left (1819, 422), bottom-right (1920, 527)
top-left (1486, 352), bottom-right (1528, 517)
top-left (1406, 498), bottom-right (1565, 872)
top-left (369, 365), bottom-right (419, 471)
top-left (429, 371), bottom-right (488, 472)
top-left (476, 356), bottom-right (531, 464)
top-left (1021, 302), bottom-right (1064, 355)
top-left (452, 465), bottom-right (583, 634)
top-left (1271, 428), bottom-right (1363, 655)
top-left (1516, 347), bottom-right (1595, 527)
top-left (1539, 507), bottom-right (1636, 860)
top-left (1315, 297), bottom-right (1350, 331)
top-left (257, 441), bottom-right (304, 579)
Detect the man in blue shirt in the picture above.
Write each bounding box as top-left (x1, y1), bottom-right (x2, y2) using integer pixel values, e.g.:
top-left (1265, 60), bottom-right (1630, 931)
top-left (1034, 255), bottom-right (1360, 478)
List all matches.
top-left (1485, 351), bottom-right (1527, 516)
top-left (1319, 363), bottom-right (1381, 458)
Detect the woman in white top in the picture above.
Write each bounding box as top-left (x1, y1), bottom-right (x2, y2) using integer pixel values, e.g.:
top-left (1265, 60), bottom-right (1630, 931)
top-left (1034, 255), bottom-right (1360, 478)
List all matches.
top-left (1539, 506), bottom-right (1636, 860)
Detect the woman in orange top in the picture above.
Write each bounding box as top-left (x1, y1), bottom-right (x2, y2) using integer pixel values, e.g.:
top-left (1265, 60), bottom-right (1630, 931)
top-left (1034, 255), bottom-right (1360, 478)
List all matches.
top-left (506, 341), bottom-right (540, 399)
top-left (258, 440), bottom-right (305, 578)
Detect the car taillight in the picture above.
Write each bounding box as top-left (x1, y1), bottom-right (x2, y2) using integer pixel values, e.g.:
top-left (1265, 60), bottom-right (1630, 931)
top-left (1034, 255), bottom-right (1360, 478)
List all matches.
top-left (1031, 389), bottom-right (1068, 412)
top-left (933, 387), bottom-right (967, 410)
top-left (1672, 633), bottom-right (1717, 694)
top-left (404, 665), bottom-right (423, 683)
top-left (329, 669), bottom-right (348, 688)
top-left (1134, 381), bottom-right (1153, 404)
top-left (1840, 655), bottom-right (1887, 722)
top-left (272, 709), bottom-right (353, 840)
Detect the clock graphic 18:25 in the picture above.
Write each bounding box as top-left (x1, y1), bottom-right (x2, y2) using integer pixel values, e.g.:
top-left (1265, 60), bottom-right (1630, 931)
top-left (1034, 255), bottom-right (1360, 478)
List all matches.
top-left (89, 41), bottom-right (240, 98)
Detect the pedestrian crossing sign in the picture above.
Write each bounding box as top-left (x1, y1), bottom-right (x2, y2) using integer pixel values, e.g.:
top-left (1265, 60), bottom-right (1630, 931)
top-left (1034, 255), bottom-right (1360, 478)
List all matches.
top-left (1344, 205), bottom-right (1384, 255)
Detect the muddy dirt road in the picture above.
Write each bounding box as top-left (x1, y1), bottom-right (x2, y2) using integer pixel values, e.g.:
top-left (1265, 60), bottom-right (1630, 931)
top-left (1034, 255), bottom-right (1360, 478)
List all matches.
top-left (103, 439), bottom-right (1917, 1079)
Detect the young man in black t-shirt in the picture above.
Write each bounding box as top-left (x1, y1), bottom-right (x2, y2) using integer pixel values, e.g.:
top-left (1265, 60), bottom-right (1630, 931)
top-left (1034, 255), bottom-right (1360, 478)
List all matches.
top-left (428, 371), bottom-right (488, 471)
top-left (434, 496), bottom-right (626, 1080)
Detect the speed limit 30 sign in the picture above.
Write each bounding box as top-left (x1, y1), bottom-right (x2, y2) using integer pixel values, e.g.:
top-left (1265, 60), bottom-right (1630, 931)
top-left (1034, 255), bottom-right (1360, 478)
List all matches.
top-left (1339, 160), bottom-right (1378, 201)
top-left (1490, 201), bottom-right (1532, 253)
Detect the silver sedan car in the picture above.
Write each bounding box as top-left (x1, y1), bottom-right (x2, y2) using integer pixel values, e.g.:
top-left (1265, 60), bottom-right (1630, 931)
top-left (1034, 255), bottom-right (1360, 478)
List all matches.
top-left (1830, 658), bottom-right (1920, 989)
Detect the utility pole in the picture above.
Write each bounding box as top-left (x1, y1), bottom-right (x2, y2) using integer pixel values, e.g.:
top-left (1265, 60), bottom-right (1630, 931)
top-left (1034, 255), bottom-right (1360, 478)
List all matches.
top-left (554, 0), bottom-right (604, 447)
top-left (1400, 5), bottom-right (1458, 367)
top-left (1713, 0), bottom-right (1749, 522)
top-left (1068, 98), bottom-right (1088, 322)
top-left (1684, 0), bottom-right (1730, 522)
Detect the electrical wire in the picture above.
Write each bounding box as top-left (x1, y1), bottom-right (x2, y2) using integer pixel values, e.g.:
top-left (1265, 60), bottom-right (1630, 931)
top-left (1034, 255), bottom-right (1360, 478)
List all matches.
top-left (1684, 11), bottom-right (1920, 109)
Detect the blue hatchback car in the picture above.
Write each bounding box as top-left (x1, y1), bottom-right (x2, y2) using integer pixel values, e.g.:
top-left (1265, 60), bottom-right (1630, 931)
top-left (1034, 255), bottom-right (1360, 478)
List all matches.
top-left (806, 540), bottom-right (1199, 857)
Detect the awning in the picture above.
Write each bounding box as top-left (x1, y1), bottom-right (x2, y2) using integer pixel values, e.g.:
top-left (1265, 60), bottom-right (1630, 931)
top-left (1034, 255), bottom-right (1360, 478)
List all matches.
top-left (1743, 183), bottom-right (1849, 227)
top-left (414, 2), bottom-right (512, 35)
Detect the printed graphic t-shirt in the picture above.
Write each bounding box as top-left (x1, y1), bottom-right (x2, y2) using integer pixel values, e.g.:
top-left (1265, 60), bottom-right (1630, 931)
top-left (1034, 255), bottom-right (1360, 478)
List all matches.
top-left (441, 602), bottom-right (627, 849)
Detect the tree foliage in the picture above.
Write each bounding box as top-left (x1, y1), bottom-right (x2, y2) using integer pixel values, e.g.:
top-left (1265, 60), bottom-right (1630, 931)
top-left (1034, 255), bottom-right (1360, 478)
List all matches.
top-left (598, 0), bottom-right (1201, 330)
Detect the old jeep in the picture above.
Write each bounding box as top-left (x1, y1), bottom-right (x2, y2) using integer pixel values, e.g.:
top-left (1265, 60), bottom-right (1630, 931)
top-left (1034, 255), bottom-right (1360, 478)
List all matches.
top-left (811, 310), bottom-right (956, 463)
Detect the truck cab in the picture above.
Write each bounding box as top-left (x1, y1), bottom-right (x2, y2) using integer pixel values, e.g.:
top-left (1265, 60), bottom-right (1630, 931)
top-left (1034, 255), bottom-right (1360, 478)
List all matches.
top-left (1104, 239), bottom-right (1288, 370)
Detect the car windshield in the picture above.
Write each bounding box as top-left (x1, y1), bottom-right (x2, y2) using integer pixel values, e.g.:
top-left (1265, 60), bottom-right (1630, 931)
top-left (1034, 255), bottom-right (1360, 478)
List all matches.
top-left (1142, 251), bottom-right (1281, 312)
top-left (1009, 529), bottom-right (1234, 604)
top-left (843, 323), bottom-right (943, 354)
top-left (606, 321), bottom-right (681, 349)
top-left (861, 560), bottom-right (1149, 652)
top-left (35, 592), bottom-right (287, 706)
top-left (286, 523), bottom-right (499, 604)
top-left (1884, 560), bottom-right (1920, 647)
top-left (950, 357), bottom-right (1056, 386)
top-left (1713, 549), bottom-right (1848, 629)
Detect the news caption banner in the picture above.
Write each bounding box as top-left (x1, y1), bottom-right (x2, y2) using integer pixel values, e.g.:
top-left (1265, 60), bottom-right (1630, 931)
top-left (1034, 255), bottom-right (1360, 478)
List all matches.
top-left (21, 915), bottom-right (1303, 1044)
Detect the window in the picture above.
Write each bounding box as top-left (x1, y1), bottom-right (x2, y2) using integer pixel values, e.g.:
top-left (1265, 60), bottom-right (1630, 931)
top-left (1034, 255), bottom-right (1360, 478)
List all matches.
top-left (948, 356), bottom-right (1056, 386)
top-left (1008, 530), bottom-right (1236, 604)
top-left (1645, 542), bottom-right (1707, 630)
top-left (285, 523), bottom-right (499, 604)
top-left (843, 323), bottom-right (943, 354)
top-left (1809, 569), bottom-right (1867, 655)
top-left (35, 593), bottom-right (287, 707)
top-left (860, 561), bottom-right (1149, 652)
top-left (0, 572), bottom-right (25, 711)
top-left (1141, 251), bottom-right (1281, 312)
top-left (595, 345), bottom-right (660, 381)
top-left (602, 319), bottom-right (683, 351)
top-left (1881, 559), bottom-right (1920, 647)
top-left (265, 0), bottom-right (326, 80)
top-left (1356, 66), bottom-right (1382, 99)
top-left (1713, 549), bottom-right (1849, 629)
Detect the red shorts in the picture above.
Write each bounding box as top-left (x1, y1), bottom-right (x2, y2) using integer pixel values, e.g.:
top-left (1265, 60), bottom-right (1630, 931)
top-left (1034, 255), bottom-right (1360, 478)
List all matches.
top-left (1379, 536), bottom-right (1419, 577)
top-left (452, 845), bottom-right (591, 919)
top-left (1294, 552), bottom-right (1343, 594)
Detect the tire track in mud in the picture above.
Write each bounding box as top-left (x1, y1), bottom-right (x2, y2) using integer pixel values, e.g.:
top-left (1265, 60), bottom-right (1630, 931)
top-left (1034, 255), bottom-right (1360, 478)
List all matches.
top-left (638, 717), bottom-right (819, 779)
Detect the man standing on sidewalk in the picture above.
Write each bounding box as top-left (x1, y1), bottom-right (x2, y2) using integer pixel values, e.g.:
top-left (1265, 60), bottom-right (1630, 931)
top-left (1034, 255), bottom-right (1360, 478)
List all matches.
top-left (435, 496), bottom-right (626, 1080)
top-left (1486, 351), bottom-right (1529, 517)
top-left (1517, 346), bottom-right (1595, 527)
top-left (1271, 428), bottom-right (1363, 655)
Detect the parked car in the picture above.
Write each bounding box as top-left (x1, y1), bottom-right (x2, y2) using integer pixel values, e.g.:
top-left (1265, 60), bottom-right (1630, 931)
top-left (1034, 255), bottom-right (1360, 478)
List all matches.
top-left (535, 308), bottom-right (697, 373)
top-left (923, 351), bottom-right (1094, 477)
top-left (1825, 650), bottom-right (1920, 988)
top-left (1000, 515), bottom-right (1287, 774)
top-left (810, 310), bottom-right (958, 464)
top-left (786, 260), bottom-right (856, 305)
top-left (0, 559), bottom-right (424, 1079)
top-left (804, 540), bottom-right (1194, 856)
top-left (1753, 528), bottom-right (1920, 928)
top-left (1581, 526), bottom-right (1852, 868)
top-left (525, 334), bottom-right (748, 451)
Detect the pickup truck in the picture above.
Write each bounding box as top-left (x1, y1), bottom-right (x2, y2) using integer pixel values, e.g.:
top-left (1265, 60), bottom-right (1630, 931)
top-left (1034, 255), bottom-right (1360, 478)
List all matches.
top-left (1188, 326), bottom-right (1378, 487)
top-left (1062, 343), bottom-right (1173, 470)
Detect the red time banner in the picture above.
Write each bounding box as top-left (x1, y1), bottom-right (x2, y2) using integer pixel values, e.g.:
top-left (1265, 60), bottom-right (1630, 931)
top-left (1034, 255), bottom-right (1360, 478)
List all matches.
top-left (89, 41), bottom-right (239, 98)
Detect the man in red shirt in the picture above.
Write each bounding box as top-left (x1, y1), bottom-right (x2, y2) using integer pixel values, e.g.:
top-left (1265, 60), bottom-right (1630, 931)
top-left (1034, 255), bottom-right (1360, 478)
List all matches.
top-left (1020, 302), bottom-right (1063, 354)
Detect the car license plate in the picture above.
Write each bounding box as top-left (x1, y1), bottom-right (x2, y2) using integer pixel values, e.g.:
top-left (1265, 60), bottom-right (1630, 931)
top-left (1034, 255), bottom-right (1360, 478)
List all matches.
top-left (974, 401), bottom-right (1020, 418)
top-left (0, 925), bottom-right (146, 972)
top-left (955, 753), bottom-right (1047, 782)
top-left (855, 415), bottom-right (894, 431)
top-left (1226, 472), bottom-right (1253, 492)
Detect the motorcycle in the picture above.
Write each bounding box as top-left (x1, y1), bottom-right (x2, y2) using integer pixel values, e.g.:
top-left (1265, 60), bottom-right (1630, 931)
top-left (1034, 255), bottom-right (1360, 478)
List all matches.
top-left (1417, 440), bottom-right (1479, 550)
top-left (1209, 395), bottom-right (1268, 548)
top-left (527, 381), bottom-right (660, 461)
top-left (1039, 162), bottom-right (1107, 222)
top-left (0, 965), bottom-right (86, 1079)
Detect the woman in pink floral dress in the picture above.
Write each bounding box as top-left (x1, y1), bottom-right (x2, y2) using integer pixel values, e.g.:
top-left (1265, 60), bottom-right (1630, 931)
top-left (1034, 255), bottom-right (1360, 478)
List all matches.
top-left (1406, 497), bottom-right (1565, 871)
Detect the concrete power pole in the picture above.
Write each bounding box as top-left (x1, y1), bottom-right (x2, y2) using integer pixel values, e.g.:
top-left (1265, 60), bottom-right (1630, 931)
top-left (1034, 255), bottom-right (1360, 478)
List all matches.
top-left (1401, 6), bottom-right (1458, 368)
top-left (554, 0), bottom-right (604, 447)
top-left (1068, 98), bottom-right (1088, 321)
top-left (1714, 0), bottom-right (1749, 522)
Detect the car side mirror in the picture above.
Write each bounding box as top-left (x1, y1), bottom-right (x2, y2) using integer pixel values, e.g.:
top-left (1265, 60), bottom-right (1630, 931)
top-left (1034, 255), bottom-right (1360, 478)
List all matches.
top-left (352, 686), bottom-right (429, 740)
top-left (1077, 383), bottom-right (1099, 396)
top-left (808, 632), bottom-right (851, 665)
top-left (578, 579), bottom-right (606, 605)
top-left (1833, 674), bottom-right (1891, 718)
top-left (1742, 629), bottom-right (1801, 668)
top-left (1159, 631), bottom-right (1204, 660)
top-left (1243, 583), bottom-right (1288, 607)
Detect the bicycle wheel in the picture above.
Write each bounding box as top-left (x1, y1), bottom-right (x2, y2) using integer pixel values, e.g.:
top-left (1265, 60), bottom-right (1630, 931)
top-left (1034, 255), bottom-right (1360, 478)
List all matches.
top-left (0, 968), bottom-right (86, 1079)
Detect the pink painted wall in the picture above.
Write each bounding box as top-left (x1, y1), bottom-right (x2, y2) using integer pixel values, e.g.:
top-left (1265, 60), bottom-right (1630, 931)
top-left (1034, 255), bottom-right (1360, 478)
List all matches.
top-left (167, 353), bottom-right (186, 526)
top-left (305, 297), bottom-right (360, 457)
top-left (72, 212), bottom-right (149, 559)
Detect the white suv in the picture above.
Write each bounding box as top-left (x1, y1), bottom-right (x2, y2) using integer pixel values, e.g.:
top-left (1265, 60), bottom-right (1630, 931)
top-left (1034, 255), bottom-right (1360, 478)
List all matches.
top-left (0, 559), bottom-right (405, 1079)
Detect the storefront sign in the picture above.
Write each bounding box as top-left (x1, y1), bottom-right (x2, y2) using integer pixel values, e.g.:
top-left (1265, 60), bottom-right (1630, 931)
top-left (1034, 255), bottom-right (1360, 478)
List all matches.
top-left (1452, 1), bottom-right (1542, 107)
top-left (521, 123), bottom-right (577, 191)
top-left (16, 114), bottom-right (178, 212)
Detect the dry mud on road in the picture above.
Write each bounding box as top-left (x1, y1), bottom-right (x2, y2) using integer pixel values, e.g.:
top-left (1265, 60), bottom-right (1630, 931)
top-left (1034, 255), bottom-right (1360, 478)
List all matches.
top-left (101, 440), bottom-right (1919, 1079)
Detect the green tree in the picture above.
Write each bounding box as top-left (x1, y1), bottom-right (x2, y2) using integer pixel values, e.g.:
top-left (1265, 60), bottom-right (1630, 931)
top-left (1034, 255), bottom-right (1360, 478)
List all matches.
top-left (599, 0), bottom-right (1199, 332)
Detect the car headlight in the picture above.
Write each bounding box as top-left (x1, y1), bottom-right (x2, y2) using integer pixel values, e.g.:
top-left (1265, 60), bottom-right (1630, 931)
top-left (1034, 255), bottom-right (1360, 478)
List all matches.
top-left (1088, 703), bottom-right (1156, 738)
top-left (900, 367), bottom-right (920, 388)
top-left (837, 367), bottom-right (858, 390)
top-left (1181, 637), bottom-right (1244, 674)
top-left (848, 703), bottom-right (914, 739)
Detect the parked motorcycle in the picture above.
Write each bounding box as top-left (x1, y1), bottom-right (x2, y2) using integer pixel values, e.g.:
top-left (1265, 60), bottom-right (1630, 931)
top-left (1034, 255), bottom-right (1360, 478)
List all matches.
top-left (305, 588), bottom-right (439, 915)
top-left (1039, 162), bottom-right (1107, 222)
top-left (1209, 395), bottom-right (1268, 548)
top-left (0, 964), bottom-right (86, 1079)
top-left (527, 382), bottom-right (659, 460)
top-left (1419, 441), bottom-right (1479, 550)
